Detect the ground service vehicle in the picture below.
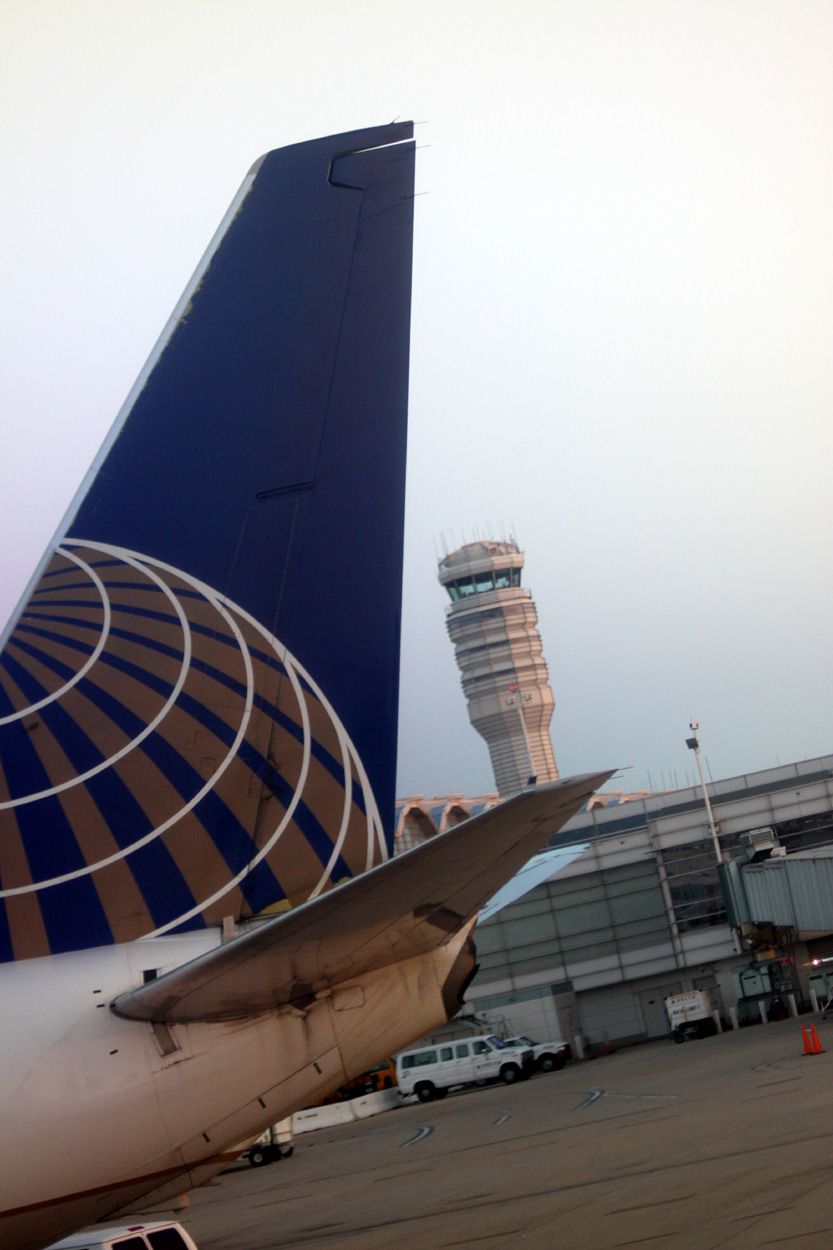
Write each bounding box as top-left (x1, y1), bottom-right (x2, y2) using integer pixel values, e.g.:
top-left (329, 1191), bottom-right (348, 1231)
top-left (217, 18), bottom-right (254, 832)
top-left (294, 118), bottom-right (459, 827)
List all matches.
top-left (48, 1223), bottom-right (198, 1250)
top-left (504, 1034), bottom-right (570, 1071)
top-left (397, 1035), bottom-right (534, 1101)
top-left (246, 1117), bottom-right (294, 1167)
top-left (665, 990), bottom-right (718, 1042)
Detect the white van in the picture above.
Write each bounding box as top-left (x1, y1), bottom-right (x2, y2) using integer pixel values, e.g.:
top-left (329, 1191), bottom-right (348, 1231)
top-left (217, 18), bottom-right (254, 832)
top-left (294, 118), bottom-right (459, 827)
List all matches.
top-left (47, 1221), bottom-right (199, 1250)
top-left (396, 1035), bottom-right (534, 1101)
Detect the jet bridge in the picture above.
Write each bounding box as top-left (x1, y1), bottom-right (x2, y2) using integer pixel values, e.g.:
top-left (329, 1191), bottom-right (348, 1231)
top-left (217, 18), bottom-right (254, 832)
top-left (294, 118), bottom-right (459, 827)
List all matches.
top-left (724, 848), bottom-right (833, 938)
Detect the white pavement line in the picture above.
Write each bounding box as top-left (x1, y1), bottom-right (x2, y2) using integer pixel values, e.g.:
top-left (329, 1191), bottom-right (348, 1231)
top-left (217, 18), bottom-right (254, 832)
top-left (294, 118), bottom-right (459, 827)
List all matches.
top-left (494, 1112), bottom-right (511, 1126)
top-left (603, 1092), bottom-right (681, 1101)
top-left (401, 1126), bottom-right (434, 1148)
top-left (578, 1090), bottom-right (680, 1109)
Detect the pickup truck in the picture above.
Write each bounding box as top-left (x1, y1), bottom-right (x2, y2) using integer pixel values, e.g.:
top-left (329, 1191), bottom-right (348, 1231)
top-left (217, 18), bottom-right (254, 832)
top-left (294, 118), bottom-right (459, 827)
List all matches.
top-left (504, 1035), bottom-right (569, 1072)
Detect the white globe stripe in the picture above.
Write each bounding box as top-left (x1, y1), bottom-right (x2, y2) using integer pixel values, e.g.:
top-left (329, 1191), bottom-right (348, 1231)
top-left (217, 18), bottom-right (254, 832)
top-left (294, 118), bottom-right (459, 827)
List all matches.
top-left (0, 539), bottom-right (383, 928)
top-left (280, 652), bottom-right (387, 874)
top-left (137, 559), bottom-right (376, 932)
top-left (0, 543), bottom-right (254, 894)
top-left (341, 735), bottom-right (387, 870)
top-left (0, 548), bottom-right (112, 727)
top-left (0, 546), bottom-right (193, 814)
top-left (144, 625), bottom-right (312, 937)
top-left (307, 713), bottom-right (354, 901)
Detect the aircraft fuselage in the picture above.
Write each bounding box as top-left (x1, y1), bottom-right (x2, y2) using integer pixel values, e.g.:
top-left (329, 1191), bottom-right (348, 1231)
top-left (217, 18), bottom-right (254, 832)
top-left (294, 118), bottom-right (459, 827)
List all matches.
top-left (1, 925), bottom-right (474, 1250)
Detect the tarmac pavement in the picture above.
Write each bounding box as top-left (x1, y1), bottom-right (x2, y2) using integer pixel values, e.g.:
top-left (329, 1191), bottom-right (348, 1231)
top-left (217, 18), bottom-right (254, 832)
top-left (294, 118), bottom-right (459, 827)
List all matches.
top-left (176, 1017), bottom-right (833, 1250)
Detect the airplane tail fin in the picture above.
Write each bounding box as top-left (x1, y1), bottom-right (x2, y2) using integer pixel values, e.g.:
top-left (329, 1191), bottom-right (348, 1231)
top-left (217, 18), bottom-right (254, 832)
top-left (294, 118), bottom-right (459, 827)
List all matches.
top-left (0, 124), bottom-right (415, 961)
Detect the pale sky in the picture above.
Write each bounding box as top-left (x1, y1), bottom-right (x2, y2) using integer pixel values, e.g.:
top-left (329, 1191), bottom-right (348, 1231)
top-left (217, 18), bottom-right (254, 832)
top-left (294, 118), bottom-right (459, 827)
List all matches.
top-left (2, 0), bottom-right (832, 799)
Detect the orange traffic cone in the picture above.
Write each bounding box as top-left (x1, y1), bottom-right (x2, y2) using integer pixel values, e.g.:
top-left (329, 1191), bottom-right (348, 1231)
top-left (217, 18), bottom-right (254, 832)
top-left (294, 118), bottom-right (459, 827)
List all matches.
top-left (802, 1023), bottom-right (814, 1055)
top-left (810, 1024), bottom-right (826, 1054)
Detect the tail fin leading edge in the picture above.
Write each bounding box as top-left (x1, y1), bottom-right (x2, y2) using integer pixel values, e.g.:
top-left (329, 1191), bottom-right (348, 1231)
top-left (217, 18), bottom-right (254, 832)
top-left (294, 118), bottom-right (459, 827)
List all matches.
top-left (0, 124), bottom-right (415, 961)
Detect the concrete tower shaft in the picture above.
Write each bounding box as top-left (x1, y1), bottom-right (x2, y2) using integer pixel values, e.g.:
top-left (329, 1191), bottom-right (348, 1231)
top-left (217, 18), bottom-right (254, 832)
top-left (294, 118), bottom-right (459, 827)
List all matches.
top-left (438, 540), bottom-right (558, 796)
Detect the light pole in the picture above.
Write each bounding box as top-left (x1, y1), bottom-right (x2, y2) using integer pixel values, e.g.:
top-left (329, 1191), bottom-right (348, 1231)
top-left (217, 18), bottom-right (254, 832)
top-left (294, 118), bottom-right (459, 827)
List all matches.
top-left (685, 721), bottom-right (722, 864)
top-left (686, 721), bottom-right (742, 954)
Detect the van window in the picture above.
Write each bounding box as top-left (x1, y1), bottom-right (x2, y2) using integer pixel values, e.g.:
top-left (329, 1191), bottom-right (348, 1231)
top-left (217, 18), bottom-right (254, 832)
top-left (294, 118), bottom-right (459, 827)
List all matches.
top-left (148, 1232), bottom-right (191, 1250)
top-left (439, 1046), bottom-right (453, 1061)
top-left (455, 1044), bottom-right (470, 1058)
top-left (405, 1049), bottom-right (437, 1067)
top-left (113, 1240), bottom-right (147, 1250)
top-left (472, 1041), bottom-right (490, 1055)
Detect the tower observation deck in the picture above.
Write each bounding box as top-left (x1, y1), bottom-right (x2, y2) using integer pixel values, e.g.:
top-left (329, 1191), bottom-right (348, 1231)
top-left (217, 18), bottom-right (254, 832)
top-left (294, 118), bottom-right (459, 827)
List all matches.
top-left (437, 539), bottom-right (558, 796)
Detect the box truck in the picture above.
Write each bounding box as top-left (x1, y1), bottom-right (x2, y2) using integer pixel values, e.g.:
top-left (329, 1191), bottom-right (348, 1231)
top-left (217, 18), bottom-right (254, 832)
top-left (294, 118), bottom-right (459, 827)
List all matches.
top-left (664, 990), bottom-right (718, 1043)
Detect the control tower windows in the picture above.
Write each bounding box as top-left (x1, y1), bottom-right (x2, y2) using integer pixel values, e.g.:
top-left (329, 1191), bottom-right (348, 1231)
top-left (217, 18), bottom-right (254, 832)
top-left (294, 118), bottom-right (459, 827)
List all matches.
top-left (445, 569), bottom-right (522, 601)
top-left (446, 575), bottom-right (482, 600)
top-left (446, 577), bottom-right (473, 601)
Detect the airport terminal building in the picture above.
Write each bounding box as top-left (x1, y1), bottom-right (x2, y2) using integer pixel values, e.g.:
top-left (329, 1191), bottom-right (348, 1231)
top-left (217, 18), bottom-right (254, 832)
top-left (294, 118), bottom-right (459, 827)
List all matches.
top-left (396, 753), bottom-right (833, 1048)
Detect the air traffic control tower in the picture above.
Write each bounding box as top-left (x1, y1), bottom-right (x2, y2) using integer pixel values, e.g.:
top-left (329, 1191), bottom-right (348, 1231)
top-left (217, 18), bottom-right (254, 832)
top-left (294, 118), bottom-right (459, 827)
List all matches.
top-left (438, 539), bottom-right (559, 796)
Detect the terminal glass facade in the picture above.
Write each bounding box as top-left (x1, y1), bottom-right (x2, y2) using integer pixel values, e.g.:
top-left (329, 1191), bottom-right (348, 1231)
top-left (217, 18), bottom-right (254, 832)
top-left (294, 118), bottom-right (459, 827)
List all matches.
top-left (661, 840), bottom-right (728, 931)
top-left (476, 857), bottom-right (672, 980)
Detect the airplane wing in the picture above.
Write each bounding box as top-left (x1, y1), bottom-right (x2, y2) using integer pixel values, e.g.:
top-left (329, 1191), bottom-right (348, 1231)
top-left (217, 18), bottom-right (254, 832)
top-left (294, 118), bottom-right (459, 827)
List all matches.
top-left (112, 771), bottom-right (611, 1022)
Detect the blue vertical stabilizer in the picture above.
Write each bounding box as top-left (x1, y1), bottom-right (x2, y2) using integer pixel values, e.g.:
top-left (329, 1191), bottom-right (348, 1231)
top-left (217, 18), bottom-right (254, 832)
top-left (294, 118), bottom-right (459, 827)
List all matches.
top-left (0, 124), bottom-right (415, 959)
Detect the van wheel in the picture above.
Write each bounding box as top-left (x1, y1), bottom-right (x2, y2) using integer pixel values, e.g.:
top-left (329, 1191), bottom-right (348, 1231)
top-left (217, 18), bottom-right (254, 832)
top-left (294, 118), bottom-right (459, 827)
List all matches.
top-left (249, 1147), bottom-right (268, 1167)
top-left (500, 1064), bottom-right (521, 1085)
top-left (415, 1082), bottom-right (435, 1103)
